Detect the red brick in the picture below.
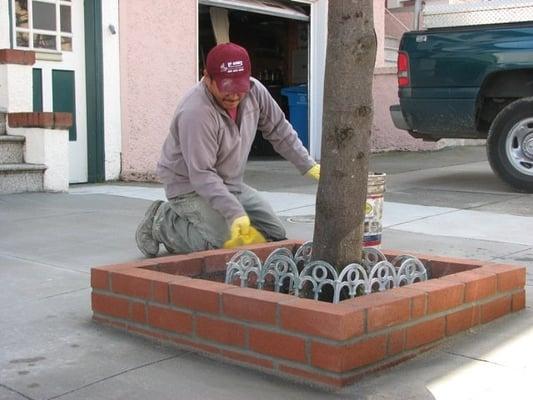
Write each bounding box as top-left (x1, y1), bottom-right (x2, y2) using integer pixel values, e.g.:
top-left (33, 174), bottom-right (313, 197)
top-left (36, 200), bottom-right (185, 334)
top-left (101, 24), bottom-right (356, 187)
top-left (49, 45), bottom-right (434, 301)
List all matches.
top-left (478, 264), bottom-right (526, 292)
top-left (441, 271), bottom-right (497, 302)
top-left (222, 350), bottom-right (273, 369)
top-left (7, 112), bottom-right (63, 128)
top-left (203, 249), bottom-right (239, 273)
top-left (156, 257), bottom-right (204, 277)
top-left (223, 288), bottom-right (289, 325)
top-left (249, 328), bottom-right (306, 362)
top-left (147, 305), bottom-right (192, 334)
top-left (342, 335), bottom-right (387, 370)
top-left (512, 290), bottom-right (526, 312)
top-left (196, 316), bottom-right (246, 347)
top-left (129, 301), bottom-right (147, 324)
top-left (346, 292), bottom-right (410, 332)
top-left (91, 292), bottom-right (129, 319)
top-left (311, 335), bottom-right (387, 373)
top-left (405, 317), bottom-right (446, 350)
top-left (95, 260), bottom-right (159, 271)
top-left (172, 336), bottom-right (221, 355)
top-left (93, 315), bottom-right (127, 330)
top-left (91, 268), bottom-right (110, 290)
top-left (170, 279), bottom-right (233, 314)
top-left (279, 364), bottom-right (343, 388)
top-left (387, 287), bottom-right (427, 319)
top-left (28, 112), bottom-right (38, 126)
top-left (151, 275), bottom-right (191, 304)
top-left (410, 279), bottom-right (464, 314)
top-left (446, 306), bottom-right (478, 336)
top-left (480, 296), bottom-right (512, 324)
top-left (473, 305), bottom-right (481, 326)
top-left (7, 113), bottom-right (24, 127)
top-left (387, 329), bottom-right (405, 356)
top-left (53, 112), bottom-right (72, 129)
top-left (111, 269), bottom-right (152, 299)
top-left (38, 112), bottom-right (54, 128)
top-left (127, 325), bottom-right (170, 341)
top-left (427, 256), bottom-right (482, 278)
top-left (0, 49), bottom-right (35, 65)
top-left (281, 298), bottom-right (365, 340)
top-left (289, 240), bottom-right (306, 252)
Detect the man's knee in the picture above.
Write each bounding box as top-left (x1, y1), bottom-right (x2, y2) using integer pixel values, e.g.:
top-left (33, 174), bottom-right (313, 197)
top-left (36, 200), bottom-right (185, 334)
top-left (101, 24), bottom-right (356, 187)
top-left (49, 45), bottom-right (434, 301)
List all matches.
top-left (263, 221), bottom-right (286, 241)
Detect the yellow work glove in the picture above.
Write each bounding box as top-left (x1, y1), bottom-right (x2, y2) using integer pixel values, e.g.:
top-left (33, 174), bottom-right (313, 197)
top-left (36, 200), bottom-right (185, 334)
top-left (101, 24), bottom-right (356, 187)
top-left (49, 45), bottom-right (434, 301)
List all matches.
top-left (305, 164), bottom-right (320, 181)
top-left (223, 215), bottom-right (266, 249)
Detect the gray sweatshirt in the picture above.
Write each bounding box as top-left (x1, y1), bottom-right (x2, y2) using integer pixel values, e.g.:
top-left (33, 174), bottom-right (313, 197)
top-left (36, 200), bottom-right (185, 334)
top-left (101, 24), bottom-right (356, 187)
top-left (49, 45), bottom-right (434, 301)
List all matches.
top-left (157, 78), bottom-right (315, 224)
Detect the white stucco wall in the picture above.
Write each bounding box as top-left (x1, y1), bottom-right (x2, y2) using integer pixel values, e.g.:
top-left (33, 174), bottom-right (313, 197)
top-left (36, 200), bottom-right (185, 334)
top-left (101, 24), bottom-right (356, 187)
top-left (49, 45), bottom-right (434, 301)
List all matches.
top-left (0, 64), bottom-right (32, 113)
top-left (0, 0), bottom-right (10, 49)
top-left (12, 127), bottom-right (70, 191)
top-left (102, 0), bottom-right (122, 180)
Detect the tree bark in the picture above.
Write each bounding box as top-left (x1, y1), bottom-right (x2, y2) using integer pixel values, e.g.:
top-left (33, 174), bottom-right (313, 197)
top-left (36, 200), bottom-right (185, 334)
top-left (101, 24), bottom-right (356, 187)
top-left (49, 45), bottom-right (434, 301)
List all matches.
top-left (313, 1), bottom-right (377, 270)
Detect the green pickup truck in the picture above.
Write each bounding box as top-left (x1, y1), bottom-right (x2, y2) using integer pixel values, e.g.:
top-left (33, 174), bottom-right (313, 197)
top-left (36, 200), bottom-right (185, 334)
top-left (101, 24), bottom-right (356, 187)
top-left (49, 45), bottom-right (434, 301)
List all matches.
top-left (390, 21), bottom-right (533, 191)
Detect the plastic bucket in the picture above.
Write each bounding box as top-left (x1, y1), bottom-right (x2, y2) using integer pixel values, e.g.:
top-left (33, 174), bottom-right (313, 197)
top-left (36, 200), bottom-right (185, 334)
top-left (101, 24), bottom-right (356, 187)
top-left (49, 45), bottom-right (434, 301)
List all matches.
top-left (364, 173), bottom-right (386, 248)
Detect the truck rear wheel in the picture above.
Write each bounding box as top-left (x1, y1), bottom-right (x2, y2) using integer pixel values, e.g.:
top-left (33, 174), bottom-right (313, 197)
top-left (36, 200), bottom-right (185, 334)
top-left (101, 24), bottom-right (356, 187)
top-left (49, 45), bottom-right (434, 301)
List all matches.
top-left (487, 97), bottom-right (533, 192)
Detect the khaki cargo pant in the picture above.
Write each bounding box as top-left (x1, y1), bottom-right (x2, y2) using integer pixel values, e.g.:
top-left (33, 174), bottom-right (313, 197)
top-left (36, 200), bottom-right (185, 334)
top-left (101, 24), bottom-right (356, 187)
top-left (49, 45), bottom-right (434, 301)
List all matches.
top-left (153, 184), bottom-right (286, 254)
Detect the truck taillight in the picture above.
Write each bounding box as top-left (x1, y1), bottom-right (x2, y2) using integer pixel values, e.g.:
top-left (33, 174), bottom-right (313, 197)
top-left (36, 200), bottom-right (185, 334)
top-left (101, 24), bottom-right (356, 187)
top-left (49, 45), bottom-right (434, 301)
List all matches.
top-left (397, 51), bottom-right (410, 88)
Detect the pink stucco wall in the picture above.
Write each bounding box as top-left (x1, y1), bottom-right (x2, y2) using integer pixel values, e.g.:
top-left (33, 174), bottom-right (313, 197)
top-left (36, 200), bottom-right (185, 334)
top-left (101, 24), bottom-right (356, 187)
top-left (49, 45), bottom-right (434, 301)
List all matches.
top-left (385, 8), bottom-right (414, 39)
top-left (374, 0), bottom-right (386, 68)
top-left (120, 0), bottom-right (197, 181)
top-left (118, 1), bottom-right (435, 182)
top-left (371, 68), bottom-right (440, 152)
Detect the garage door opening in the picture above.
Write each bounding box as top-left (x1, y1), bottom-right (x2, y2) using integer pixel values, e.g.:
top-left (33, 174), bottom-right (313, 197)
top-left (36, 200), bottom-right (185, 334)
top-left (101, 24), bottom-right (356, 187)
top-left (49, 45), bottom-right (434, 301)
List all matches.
top-left (198, 0), bottom-right (310, 157)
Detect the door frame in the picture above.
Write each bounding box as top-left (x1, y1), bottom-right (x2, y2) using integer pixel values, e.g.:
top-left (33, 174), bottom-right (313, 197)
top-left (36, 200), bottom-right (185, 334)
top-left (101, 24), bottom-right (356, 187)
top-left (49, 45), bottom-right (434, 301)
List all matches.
top-left (196, 0), bottom-right (327, 161)
top-left (84, 0), bottom-right (105, 182)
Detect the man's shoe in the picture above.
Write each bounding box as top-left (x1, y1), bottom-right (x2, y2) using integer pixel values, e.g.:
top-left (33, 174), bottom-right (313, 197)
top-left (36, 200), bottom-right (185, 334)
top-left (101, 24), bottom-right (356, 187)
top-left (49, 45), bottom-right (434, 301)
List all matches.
top-left (135, 200), bottom-right (164, 257)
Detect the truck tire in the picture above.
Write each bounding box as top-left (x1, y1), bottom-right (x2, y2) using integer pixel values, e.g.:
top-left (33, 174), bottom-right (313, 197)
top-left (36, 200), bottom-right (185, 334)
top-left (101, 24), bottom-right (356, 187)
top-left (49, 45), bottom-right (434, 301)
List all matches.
top-left (487, 97), bottom-right (533, 192)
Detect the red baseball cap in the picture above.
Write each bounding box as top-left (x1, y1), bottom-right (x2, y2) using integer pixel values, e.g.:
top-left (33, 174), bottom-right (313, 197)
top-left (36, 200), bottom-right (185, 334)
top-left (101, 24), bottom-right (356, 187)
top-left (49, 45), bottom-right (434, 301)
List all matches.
top-left (206, 43), bottom-right (251, 94)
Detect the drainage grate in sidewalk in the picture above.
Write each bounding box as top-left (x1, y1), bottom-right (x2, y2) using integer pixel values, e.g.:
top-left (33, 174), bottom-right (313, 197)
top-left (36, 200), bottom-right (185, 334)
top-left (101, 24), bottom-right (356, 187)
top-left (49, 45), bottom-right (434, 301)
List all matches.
top-left (286, 215), bottom-right (315, 224)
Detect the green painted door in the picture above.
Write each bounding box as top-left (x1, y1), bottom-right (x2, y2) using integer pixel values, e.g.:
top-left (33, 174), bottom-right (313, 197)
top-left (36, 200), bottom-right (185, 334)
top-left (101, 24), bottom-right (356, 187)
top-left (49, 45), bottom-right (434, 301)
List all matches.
top-left (52, 69), bottom-right (77, 141)
top-left (32, 68), bottom-right (43, 112)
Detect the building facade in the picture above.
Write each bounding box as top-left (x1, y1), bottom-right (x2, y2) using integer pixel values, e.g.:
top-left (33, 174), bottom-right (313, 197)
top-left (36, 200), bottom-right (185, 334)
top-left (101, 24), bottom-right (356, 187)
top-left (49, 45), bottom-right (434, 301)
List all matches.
top-left (2, 0), bottom-right (445, 185)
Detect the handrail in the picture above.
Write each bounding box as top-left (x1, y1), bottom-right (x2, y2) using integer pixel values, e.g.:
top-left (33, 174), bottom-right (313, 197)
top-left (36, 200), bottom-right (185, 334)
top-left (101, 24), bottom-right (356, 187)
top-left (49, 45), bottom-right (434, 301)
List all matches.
top-left (385, 8), bottom-right (410, 32)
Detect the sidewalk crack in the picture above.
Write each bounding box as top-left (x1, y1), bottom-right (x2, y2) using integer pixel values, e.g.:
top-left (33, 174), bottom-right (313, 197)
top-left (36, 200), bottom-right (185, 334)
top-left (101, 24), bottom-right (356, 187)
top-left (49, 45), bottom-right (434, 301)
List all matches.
top-left (0, 253), bottom-right (90, 274)
top-left (443, 350), bottom-right (506, 367)
top-left (385, 208), bottom-right (459, 229)
top-left (41, 287), bottom-right (89, 300)
top-left (0, 383), bottom-right (34, 400)
top-left (47, 354), bottom-right (182, 400)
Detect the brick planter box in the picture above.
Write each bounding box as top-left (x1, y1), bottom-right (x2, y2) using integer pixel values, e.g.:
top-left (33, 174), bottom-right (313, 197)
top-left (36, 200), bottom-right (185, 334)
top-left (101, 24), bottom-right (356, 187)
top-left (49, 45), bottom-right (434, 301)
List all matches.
top-left (91, 240), bottom-right (526, 388)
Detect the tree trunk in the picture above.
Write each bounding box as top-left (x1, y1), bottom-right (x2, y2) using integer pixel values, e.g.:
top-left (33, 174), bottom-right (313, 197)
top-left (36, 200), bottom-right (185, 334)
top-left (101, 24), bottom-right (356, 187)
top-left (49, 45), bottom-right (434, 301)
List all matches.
top-left (313, 1), bottom-right (377, 270)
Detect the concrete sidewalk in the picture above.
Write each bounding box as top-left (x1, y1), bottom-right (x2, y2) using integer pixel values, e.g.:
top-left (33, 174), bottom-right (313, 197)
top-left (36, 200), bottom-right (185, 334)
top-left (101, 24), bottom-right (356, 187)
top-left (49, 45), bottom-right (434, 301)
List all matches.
top-left (1, 145), bottom-right (532, 400)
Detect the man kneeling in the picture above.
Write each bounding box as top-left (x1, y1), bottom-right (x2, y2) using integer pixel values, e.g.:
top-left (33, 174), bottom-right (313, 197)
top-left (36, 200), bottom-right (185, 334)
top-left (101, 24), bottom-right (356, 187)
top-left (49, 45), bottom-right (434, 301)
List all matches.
top-left (135, 43), bottom-right (319, 257)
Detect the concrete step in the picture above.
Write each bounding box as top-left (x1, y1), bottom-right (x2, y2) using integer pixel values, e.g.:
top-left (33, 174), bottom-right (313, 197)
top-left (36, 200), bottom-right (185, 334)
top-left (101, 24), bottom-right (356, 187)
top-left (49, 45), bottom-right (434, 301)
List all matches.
top-left (0, 163), bottom-right (46, 194)
top-left (0, 135), bottom-right (25, 164)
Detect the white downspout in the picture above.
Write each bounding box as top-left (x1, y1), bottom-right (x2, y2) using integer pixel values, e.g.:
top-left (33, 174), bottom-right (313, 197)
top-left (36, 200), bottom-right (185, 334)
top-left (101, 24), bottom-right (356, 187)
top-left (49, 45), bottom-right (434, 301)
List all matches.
top-left (414, 0), bottom-right (423, 30)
